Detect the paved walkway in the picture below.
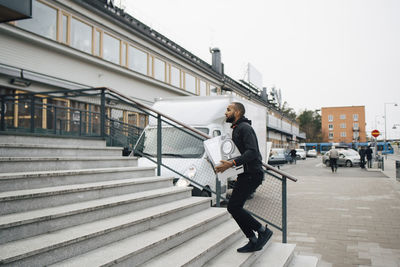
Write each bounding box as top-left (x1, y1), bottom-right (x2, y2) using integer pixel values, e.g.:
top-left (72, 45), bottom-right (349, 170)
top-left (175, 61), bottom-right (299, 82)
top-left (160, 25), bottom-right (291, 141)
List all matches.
top-left (271, 155), bottom-right (400, 267)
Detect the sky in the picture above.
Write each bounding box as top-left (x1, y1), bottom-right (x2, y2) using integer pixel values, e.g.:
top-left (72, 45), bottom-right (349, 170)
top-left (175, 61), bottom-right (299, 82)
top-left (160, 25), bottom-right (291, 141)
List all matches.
top-left (120, 0), bottom-right (400, 139)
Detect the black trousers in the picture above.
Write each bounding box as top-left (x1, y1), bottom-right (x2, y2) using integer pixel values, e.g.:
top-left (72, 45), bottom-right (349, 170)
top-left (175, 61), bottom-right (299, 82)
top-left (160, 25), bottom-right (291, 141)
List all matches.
top-left (227, 173), bottom-right (263, 238)
top-left (367, 158), bottom-right (372, 168)
top-left (330, 158), bottom-right (337, 172)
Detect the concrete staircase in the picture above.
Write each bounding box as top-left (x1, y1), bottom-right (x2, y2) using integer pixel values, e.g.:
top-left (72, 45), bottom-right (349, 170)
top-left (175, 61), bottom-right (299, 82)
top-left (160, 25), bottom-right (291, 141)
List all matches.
top-left (0, 134), bottom-right (316, 266)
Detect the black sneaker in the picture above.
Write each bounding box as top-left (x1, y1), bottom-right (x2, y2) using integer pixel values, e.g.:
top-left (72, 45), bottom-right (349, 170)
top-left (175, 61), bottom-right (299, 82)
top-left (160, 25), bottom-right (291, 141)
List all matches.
top-left (256, 228), bottom-right (273, 250)
top-left (237, 240), bottom-right (258, 253)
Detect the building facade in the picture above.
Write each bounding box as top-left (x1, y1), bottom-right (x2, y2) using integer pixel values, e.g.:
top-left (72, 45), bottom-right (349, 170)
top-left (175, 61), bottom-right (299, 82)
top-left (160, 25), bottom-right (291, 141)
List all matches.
top-left (321, 106), bottom-right (366, 143)
top-left (0, 0), bottom-right (304, 146)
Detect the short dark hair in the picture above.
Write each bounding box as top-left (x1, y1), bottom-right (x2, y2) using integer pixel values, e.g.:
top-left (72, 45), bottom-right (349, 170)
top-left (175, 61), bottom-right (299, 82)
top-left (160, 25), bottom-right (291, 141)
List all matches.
top-left (232, 102), bottom-right (245, 117)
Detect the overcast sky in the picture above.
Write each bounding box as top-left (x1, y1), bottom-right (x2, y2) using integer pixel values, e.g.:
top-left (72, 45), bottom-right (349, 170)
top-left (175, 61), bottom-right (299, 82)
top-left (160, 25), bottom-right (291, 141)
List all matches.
top-left (122, 0), bottom-right (400, 139)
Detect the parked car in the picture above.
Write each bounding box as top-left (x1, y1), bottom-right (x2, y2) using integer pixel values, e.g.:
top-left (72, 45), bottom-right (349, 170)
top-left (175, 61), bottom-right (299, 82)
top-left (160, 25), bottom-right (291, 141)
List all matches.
top-left (306, 149), bottom-right (317, 157)
top-left (268, 148), bottom-right (288, 166)
top-left (295, 149), bottom-right (306, 160)
top-left (322, 149), bottom-right (360, 167)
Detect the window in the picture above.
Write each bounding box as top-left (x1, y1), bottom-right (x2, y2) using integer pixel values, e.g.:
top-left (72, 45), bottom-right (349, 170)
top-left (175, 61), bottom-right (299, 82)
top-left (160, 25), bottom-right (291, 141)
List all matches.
top-left (353, 114), bottom-right (359, 121)
top-left (329, 132), bottom-right (334, 139)
top-left (209, 84), bottom-right (218, 96)
top-left (185, 73), bottom-right (196, 94)
top-left (340, 114), bottom-right (346, 119)
top-left (128, 46), bottom-right (147, 75)
top-left (340, 123), bottom-right (346, 128)
top-left (340, 132), bottom-right (346, 137)
top-left (328, 124), bottom-right (333, 130)
top-left (153, 57), bottom-right (165, 82)
top-left (328, 115), bottom-right (333, 122)
top-left (71, 17), bottom-right (92, 54)
top-left (103, 33), bottom-right (120, 64)
top-left (353, 122), bottom-right (359, 129)
top-left (199, 80), bottom-right (207, 96)
top-left (170, 65), bottom-right (180, 87)
top-left (17, 0), bottom-right (57, 40)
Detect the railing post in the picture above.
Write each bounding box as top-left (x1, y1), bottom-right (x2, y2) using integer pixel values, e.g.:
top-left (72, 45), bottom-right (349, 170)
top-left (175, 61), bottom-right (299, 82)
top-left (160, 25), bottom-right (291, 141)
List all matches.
top-left (0, 96), bottom-right (5, 131)
top-left (282, 176), bottom-right (287, 243)
top-left (79, 110), bottom-right (82, 136)
top-left (157, 114), bottom-right (162, 176)
top-left (100, 89), bottom-right (106, 138)
top-left (53, 106), bottom-right (57, 134)
top-left (215, 177), bottom-right (221, 207)
top-left (30, 95), bottom-right (35, 133)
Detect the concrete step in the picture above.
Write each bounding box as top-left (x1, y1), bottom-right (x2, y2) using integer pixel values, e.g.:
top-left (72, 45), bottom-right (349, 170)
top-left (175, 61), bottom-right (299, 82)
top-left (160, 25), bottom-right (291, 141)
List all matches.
top-left (0, 143), bottom-right (123, 157)
top-left (203, 236), bottom-right (272, 267)
top-left (0, 176), bottom-right (174, 215)
top-left (0, 193), bottom-right (208, 244)
top-left (50, 207), bottom-right (229, 267)
top-left (0, 134), bottom-right (106, 147)
top-left (142, 219), bottom-right (242, 267)
top-left (0, 156), bottom-right (138, 173)
top-left (0, 166), bottom-right (156, 192)
top-left (252, 243), bottom-right (296, 267)
top-left (289, 255), bottom-right (319, 267)
top-left (0, 195), bottom-right (212, 266)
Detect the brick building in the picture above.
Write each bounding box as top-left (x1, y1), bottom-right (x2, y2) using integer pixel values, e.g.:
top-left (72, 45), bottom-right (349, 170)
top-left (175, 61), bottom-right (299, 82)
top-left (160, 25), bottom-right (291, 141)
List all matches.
top-left (321, 106), bottom-right (366, 143)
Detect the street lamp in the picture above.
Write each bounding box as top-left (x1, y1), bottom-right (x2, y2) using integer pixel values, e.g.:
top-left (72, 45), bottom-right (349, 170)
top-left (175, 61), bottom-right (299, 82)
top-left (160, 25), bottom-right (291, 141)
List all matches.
top-left (384, 102), bottom-right (398, 158)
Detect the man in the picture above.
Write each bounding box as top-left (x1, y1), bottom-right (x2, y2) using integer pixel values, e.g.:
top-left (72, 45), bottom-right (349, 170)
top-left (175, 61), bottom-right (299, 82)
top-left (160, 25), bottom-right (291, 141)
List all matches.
top-left (215, 102), bottom-right (273, 253)
top-left (365, 146), bottom-right (373, 168)
top-left (289, 148), bottom-right (297, 164)
top-left (359, 146), bottom-right (366, 169)
top-left (329, 146), bottom-right (339, 173)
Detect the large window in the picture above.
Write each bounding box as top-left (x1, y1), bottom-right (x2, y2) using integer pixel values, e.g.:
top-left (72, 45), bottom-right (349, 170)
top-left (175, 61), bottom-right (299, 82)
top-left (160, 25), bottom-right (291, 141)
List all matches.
top-left (17, 0), bottom-right (57, 40)
top-left (340, 114), bottom-right (346, 119)
top-left (128, 46), bottom-right (147, 75)
top-left (199, 80), bottom-right (207, 96)
top-left (170, 65), bottom-right (180, 87)
top-left (103, 33), bottom-right (120, 64)
top-left (71, 17), bottom-right (92, 54)
top-left (340, 132), bottom-right (347, 137)
top-left (329, 132), bottom-right (334, 139)
top-left (210, 85), bottom-right (218, 96)
top-left (328, 115), bottom-right (333, 122)
top-left (353, 114), bottom-right (359, 121)
top-left (340, 123), bottom-right (346, 128)
top-left (185, 73), bottom-right (196, 94)
top-left (328, 124), bottom-right (333, 130)
top-left (153, 57), bottom-right (165, 82)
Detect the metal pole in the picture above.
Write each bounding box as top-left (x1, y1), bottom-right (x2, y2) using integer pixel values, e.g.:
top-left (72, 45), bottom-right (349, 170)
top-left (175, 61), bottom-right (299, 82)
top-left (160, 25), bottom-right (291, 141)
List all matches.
top-left (0, 97), bottom-right (5, 131)
top-left (157, 114), bottom-right (162, 176)
top-left (30, 95), bottom-right (35, 133)
top-left (100, 89), bottom-right (106, 138)
top-left (215, 178), bottom-right (221, 207)
top-left (53, 106), bottom-right (57, 134)
top-left (79, 110), bottom-right (82, 136)
top-left (282, 176), bottom-right (287, 243)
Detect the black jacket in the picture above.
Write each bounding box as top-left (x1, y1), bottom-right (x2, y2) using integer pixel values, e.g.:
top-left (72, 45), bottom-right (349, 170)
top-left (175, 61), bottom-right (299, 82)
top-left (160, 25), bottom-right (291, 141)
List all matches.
top-left (231, 117), bottom-right (263, 175)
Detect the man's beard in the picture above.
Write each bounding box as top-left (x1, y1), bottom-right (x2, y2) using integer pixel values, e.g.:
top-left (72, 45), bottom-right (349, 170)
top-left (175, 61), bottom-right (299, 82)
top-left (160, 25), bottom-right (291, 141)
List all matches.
top-left (226, 115), bottom-right (235, 123)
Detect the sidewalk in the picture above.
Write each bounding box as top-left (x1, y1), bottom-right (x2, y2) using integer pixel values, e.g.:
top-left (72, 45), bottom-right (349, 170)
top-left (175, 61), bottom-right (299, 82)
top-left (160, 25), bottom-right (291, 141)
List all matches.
top-left (276, 158), bottom-right (400, 267)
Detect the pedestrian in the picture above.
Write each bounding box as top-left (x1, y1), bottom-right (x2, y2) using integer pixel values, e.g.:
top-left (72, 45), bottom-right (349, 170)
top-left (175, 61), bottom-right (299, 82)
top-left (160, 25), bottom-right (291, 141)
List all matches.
top-left (289, 148), bottom-right (297, 164)
top-left (215, 102), bottom-right (272, 253)
top-left (359, 146), bottom-right (366, 169)
top-left (365, 145), bottom-right (373, 168)
top-left (329, 146), bottom-right (339, 173)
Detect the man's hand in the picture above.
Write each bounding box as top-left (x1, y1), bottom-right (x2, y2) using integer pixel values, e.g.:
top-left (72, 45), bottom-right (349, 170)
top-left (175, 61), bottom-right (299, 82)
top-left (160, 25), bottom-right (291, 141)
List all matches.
top-left (215, 160), bottom-right (234, 173)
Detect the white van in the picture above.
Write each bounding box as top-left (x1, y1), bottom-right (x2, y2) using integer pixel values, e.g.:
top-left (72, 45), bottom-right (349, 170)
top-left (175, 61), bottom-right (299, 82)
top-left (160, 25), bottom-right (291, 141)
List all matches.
top-left (133, 95), bottom-right (267, 197)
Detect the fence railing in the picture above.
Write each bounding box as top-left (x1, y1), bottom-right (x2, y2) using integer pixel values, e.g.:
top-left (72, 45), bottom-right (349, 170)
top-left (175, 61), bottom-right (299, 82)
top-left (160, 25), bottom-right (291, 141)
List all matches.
top-left (0, 87), bottom-right (297, 243)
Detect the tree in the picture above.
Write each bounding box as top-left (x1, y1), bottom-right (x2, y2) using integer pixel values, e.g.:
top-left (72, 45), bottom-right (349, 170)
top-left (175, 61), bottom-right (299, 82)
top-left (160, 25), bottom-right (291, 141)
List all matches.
top-left (297, 109), bottom-right (322, 142)
top-left (281, 101), bottom-right (297, 120)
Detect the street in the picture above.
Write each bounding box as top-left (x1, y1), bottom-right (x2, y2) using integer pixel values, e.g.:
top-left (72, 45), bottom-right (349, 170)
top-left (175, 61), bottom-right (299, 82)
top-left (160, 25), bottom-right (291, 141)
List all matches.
top-left (270, 156), bottom-right (400, 267)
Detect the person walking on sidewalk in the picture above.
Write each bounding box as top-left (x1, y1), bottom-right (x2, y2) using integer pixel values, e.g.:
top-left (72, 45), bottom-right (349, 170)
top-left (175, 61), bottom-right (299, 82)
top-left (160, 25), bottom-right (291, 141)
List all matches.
top-left (290, 148), bottom-right (297, 164)
top-left (359, 146), bottom-right (366, 169)
top-left (215, 102), bottom-right (273, 253)
top-left (329, 146), bottom-right (339, 173)
top-left (366, 146), bottom-right (373, 168)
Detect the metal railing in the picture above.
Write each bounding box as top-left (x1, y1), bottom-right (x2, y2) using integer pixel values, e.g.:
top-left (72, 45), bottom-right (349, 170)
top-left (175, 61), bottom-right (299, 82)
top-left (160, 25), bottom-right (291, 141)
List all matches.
top-left (0, 87), bottom-right (297, 243)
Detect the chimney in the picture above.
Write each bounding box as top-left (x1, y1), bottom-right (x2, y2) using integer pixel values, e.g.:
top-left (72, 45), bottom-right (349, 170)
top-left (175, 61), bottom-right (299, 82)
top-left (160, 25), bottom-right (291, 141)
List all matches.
top-left (261, 87), bottom-right (268, 102)
top-left (210, 48), bottom-right (223, 74)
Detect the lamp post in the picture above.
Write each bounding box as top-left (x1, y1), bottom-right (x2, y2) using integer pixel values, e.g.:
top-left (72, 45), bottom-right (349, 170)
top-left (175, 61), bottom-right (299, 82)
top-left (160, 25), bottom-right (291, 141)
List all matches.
top-left (384, 102), bottom-right (398, 158)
